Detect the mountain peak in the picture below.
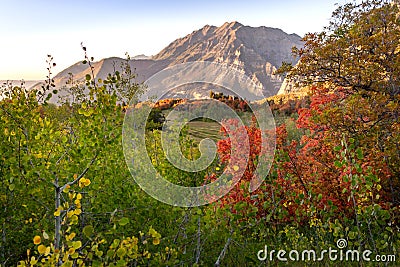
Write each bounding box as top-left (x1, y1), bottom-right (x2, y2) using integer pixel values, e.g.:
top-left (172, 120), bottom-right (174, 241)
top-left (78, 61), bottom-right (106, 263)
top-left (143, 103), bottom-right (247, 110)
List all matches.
top-left (53, 22), bottom-right (303, 100)
top-left (152, 21), bottom-right (303, 96)
top-left (221, 21), bottom-right (243, 30)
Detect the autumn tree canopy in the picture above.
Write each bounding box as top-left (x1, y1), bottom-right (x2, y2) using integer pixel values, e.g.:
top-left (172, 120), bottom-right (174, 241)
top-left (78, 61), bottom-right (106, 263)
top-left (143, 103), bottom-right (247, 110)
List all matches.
top-left (275, 0), bottom-right (400, 208)
top-left (279, 0), bottom-right (400, 98)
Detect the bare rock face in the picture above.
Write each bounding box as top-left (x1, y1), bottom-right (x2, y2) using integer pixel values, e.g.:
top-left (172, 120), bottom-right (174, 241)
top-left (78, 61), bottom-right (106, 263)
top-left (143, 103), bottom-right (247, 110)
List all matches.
top-left (153, 21), bottom-right (302, 97)
top-left (277, 76), bottom-right (297, 95)
top-left (52, 22), bottom-right (303, 100)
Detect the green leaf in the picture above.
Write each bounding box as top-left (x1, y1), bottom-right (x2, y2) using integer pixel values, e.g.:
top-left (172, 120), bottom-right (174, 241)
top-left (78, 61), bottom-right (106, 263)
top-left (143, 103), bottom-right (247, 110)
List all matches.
top-left (107, 249), bottom-right (114, 258)
top-left (111, 239), bottom-right (120, 249)
top-left (116, 259), bottom-right (127, 267)
top-left (9, 184), bottom-right (15, 191)
top-left (356, 148), bottom-right (363, 160)
top-left (348, 231), bottom-right (356, 240)
top-left (116, 247), bottom-right (127, 258)
top-left (334, 161), bottom-right (342, 168)
top-left (85, 74), bottom-right (91, 81)
top-left (119, 217), bottom-right (129, 226)
top-left (83, 225), bottom-right (94, 238)
top-left (334, 145), bottom-right (342, 152)
top-left (355, 163), bottom-right (362, 173)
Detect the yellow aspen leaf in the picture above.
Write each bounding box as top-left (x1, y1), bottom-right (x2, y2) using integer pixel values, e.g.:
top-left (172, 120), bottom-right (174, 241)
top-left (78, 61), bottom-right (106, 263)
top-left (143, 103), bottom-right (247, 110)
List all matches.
top-left (66, 232), bottom-right (76, 241)
top-left (233, 165), bottom-right (239, 171)
top-left (54, 207), bottom-right (63, 217)
top-left (153, 238), bottom-right (160, 245)
top-left (73, 174), bottom-right (78, 180)
top-left (30, 256), bottom-right (38, 265)
top-left (148, 227), bottom-right (156, 236)
top-left (83, 178), bottom-right (91, 186)
top-left (67, 210), bottom-right (74, 218)
top-left (45, 246), bottom-right (50, 256)
top-left (78, 178), bottom-right (85, 188)
top-left (72, 241), bottom-right (82, 249)
top-left (62, 255), bottom-right (69, 264)
top-left (68, 248), bottom-right (75, 255)
top-left (63, 185), bottom-right (70, 193)
top-left (69, 215), bottom-right (78, 225)
top-left (37, 245), bottom-right (47, 254)
top-left (33, 236), bottom-right (41, 245)
top-left (74, 209), bottom-right (82, 215)
top-left (76, 193), bottom-right (82, 200)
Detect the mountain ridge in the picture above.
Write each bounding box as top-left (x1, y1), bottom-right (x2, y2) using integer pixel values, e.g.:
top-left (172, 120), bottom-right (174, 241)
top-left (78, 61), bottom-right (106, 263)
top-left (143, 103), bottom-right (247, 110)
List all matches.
top-left (50, 21), bottom-right (303, 100)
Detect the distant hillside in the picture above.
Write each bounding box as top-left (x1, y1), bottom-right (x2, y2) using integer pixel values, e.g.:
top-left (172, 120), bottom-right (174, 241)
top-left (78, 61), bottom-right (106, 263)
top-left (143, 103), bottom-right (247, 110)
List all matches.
top-left (1, 80), bottom-right (41, 89)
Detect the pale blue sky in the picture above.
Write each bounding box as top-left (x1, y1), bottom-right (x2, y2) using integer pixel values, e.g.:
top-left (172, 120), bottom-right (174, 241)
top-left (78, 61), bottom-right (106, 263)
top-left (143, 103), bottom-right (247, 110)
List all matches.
top-left (0, 0), bottom-right (355, 80)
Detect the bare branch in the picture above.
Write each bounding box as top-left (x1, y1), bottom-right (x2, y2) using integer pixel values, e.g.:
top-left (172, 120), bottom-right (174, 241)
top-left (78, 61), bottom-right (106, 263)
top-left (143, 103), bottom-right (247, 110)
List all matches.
top-left (214, 229), bottom-right (234, 267)
top-left (60, 153), bottom-right (98, 191)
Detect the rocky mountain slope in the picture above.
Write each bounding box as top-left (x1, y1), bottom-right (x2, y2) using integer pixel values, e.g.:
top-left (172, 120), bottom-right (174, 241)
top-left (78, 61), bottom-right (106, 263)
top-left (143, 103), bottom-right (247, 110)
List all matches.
top-left (50, 21), bottom-right (303, 100)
